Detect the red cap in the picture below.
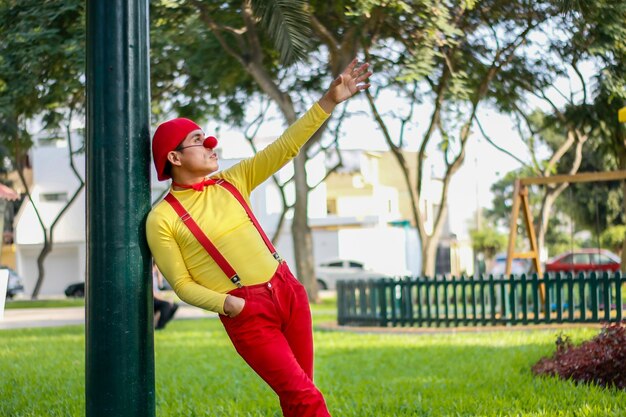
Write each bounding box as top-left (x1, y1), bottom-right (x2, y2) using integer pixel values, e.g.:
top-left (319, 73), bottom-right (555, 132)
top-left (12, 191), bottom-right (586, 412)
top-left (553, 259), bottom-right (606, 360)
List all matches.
top-left (152, 118), bottom-right (216, 181)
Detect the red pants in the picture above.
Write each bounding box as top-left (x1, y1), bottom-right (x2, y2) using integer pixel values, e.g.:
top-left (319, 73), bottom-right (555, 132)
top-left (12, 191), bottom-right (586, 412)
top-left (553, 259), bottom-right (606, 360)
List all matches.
top-left (220, 262), bottom-right (331, 417)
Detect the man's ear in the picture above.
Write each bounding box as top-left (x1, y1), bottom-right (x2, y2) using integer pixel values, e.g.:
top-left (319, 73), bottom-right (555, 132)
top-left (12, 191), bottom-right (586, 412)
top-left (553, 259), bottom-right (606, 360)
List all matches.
top-left (167, 151), bottom-right (182, 167)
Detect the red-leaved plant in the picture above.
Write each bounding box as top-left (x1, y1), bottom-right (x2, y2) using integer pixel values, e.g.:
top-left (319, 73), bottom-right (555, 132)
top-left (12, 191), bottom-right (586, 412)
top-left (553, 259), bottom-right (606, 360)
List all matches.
top-left (531, 322), bottom-right (626, 390)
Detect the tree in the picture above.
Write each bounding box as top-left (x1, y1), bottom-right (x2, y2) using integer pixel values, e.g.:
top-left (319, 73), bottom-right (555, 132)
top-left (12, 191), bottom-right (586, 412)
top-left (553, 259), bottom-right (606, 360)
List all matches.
top-left (600, 225), bottom-right (626, 256)
top-left (1, 0), bottom-right (317, 298)
top-left (580, 76), bottom-right (626, 267)
top-left (1, 0), bottom-right (351, 300)
top-left (150, 0), bottom-right (413, 300)
top-left (481, 1), bottom-right (625, 263)
top-left (481, 106), bottom-right (591, 259)
top-left (0, 0), bottom-right (85, 298)
top-left (362, 1), bottom-right (554, 276)
top-left (469, 226), bottom-right (507, 260)
top-left (534, 2), bottom-right (624, 260)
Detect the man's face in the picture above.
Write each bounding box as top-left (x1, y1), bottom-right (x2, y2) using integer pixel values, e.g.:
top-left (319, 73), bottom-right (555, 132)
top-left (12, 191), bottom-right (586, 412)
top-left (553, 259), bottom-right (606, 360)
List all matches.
top-left (171, 129), bottom-right (219, 177)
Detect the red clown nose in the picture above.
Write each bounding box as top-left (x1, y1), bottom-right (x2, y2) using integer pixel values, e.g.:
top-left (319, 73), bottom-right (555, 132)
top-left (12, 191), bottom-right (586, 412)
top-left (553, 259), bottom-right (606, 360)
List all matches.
top-left (203, 136), bottom-right (218, 149)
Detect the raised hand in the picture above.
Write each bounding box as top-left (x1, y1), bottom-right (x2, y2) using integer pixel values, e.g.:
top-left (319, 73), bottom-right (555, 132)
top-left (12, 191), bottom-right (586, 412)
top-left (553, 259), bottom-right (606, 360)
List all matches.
top-left (318, 58), bottom-right (372, 113)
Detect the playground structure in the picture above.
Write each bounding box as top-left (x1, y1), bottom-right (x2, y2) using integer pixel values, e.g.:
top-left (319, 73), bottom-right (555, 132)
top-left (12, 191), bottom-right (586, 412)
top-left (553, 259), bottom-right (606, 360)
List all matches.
top-left (505, 170), bottom-right (626, 279)
top-left (503, 107), bottom-right (626, 303)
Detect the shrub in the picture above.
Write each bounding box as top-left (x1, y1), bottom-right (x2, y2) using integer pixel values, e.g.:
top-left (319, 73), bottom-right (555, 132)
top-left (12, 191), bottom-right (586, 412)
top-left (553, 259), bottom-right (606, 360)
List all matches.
top-left (532, 322), bottom-right (626, 390)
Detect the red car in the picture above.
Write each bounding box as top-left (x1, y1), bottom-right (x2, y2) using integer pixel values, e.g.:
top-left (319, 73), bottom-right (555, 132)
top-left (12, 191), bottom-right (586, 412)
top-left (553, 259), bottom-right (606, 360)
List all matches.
top-left (545, 249), bottom-right (621, 274)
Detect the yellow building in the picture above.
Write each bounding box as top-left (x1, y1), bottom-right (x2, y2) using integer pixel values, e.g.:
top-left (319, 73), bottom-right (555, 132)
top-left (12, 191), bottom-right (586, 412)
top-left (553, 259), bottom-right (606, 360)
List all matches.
top-left (322, 150), bottom-right (473, 276)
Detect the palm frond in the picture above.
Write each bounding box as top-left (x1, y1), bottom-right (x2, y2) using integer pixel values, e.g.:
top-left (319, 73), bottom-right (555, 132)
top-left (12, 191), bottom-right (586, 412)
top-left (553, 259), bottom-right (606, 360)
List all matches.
top-left (554, 0), bottom-right (591, 15)
top-left (252, 0), bottom-right (311, 65)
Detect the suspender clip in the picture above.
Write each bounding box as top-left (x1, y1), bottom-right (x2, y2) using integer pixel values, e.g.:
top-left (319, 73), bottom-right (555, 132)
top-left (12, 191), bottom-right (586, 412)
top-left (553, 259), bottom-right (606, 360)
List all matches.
top-left (230, 274), bottom-right (243, 288)
top-left (272, 252), bottom-right (283, 263)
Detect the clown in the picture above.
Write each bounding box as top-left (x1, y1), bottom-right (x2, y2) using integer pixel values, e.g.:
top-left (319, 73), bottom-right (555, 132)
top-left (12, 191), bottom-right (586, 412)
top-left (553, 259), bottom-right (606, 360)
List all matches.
top-left (147, 59), bottom-right (371, 417)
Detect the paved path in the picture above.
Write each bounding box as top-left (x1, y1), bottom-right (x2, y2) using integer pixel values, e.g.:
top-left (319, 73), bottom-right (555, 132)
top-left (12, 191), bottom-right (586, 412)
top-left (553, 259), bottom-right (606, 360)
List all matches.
top-left (0, 304), bottom-right (213, 330)
top-left (2, 297), bottom-right (604, 333)
top-left (1, 291), bottom-right (338, 330)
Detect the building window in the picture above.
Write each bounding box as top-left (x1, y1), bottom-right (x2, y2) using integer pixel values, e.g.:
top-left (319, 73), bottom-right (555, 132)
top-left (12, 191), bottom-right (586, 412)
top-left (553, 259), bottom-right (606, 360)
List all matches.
top-left (327, 199), bottom-right (337, 215)
top-left (41, 192), bottom-right (68, 202)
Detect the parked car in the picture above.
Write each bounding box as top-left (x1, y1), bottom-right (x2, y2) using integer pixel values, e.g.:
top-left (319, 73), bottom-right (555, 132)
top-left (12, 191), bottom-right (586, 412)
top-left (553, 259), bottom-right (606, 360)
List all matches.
top-left (2, 266), bottom-right (24, 299)
top-left (487, 254), bottom-right (532, 277)
top-left (545, 249), bottom-right (621, 274)
top-left (315, 259), bottom-right (391, 290)
top-left (65, 282), bottom-right (85, 298)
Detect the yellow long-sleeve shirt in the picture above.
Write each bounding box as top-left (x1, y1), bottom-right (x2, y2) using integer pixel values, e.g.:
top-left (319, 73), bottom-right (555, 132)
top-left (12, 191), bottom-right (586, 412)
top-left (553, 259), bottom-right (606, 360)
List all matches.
top-left (146, 103), bottom-right (330, 315)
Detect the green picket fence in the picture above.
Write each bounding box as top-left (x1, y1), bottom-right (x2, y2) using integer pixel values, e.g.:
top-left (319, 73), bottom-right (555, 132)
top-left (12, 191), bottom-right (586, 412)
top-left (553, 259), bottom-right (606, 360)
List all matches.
top-left (337, 271), bottom-right (625, 327)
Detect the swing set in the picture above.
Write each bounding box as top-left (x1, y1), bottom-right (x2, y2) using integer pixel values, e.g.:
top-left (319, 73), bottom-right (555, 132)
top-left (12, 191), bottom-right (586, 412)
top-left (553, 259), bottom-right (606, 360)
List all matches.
top-left (505, 170), bottom-right (626, 303)
top-left (506, 106), bottom-right (626, 280)
top-left (505, 170), bottom-right (626, 276)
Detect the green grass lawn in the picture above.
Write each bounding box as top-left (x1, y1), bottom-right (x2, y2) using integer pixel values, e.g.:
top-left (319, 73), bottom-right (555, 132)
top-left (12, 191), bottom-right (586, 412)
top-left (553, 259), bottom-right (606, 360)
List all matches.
top-left (1, 301), bottom-right (624, 417)
top-left (4, 298), bottom-right (85, 309)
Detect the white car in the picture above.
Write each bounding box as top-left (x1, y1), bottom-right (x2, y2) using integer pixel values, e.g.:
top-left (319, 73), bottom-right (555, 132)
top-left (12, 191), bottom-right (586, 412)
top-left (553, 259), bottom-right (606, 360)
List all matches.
top-left (315, 259), bottom-right (391, 290)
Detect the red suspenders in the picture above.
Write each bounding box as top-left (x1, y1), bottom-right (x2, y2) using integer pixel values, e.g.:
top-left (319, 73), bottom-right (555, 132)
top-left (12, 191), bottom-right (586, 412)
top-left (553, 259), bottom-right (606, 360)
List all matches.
top-left (163, 179), bottom-right (282, 288)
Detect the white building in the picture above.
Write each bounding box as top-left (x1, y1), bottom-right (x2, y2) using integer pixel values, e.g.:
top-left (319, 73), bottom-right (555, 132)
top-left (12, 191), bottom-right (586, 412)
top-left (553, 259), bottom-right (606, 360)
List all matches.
top-left (14, 137), bottom-right (86, 296)
top-left (14, 134), bottom-right (471, 296)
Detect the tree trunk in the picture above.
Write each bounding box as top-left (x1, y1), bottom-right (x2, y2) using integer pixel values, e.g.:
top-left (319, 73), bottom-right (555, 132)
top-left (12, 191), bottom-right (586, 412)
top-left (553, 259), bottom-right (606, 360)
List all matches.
top-left (535, 130), bottom-right (586, 262)
top-left (30, 115), bottom-right (85, 299)
top-left (291, 152), bottom-right (318, 301)
top-left (536, 184), bottom-right (568, 259)
top-left (421, 237), bottom-right (438, 277)
top-left (13, 150), bottom-right (49, 300)
top-left (31, 240), bottom-right (52, 299)
top-left (419, 198), bottom-right (451, 277)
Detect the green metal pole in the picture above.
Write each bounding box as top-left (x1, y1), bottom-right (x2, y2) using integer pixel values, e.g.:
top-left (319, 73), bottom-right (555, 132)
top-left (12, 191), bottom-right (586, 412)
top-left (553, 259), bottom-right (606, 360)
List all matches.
top-left (85, 1), bottom-right (154, 416)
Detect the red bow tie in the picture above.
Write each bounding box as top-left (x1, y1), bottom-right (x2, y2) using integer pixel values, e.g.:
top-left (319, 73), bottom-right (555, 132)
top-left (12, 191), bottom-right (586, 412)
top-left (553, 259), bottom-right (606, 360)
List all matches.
top-left (172, 178), bottom-right (217, 191)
